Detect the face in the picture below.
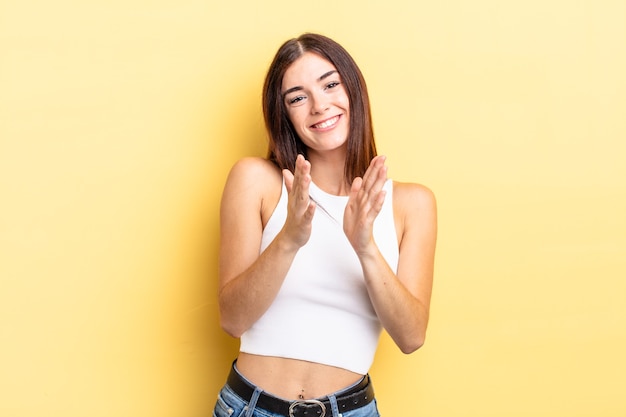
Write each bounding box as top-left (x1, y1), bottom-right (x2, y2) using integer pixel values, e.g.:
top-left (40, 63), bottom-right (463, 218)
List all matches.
top-left (281, 52), bottom-right (350, 154)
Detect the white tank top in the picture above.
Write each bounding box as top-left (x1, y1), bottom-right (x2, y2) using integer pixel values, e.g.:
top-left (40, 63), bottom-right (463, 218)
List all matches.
top-left (240, 179), bottom-right (399, 374)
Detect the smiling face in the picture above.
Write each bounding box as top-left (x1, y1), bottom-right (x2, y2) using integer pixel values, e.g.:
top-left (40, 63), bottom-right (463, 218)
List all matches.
top-left (281, 52), bottom-right (350, 155)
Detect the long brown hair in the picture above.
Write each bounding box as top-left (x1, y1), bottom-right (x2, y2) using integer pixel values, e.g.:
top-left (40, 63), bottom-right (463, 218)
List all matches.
top-left (263, 33), bottom-right (377, 184)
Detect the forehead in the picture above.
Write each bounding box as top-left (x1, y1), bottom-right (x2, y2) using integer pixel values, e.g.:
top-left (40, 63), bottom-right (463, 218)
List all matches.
top-left (282, 52), bottom-right (337, 89)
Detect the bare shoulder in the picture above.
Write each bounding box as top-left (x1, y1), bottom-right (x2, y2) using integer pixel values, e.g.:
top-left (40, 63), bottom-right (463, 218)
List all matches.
top-left (392, 181), bottom-right (437, 213)
top-left (392, 181), bottom-right (437, 246)
top-left (226, 156), bottom-right (282, 186)
top-left (222, 157), bottom-right (283, 225)
top-left (223, 157), bottom-right (282, 198)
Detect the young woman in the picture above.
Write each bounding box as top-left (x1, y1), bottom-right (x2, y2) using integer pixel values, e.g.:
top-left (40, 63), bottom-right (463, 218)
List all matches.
top-left (213, 33), bottom-right (437, 417)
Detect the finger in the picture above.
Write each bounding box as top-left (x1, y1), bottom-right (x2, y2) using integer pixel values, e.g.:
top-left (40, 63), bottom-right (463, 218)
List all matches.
top-left (369, 189), bottom-right (386, 219)
top-left (294, 155), bottom-right (311, 198)
top-left (284, 154), bottom-right (307, 193)
top-left (283, 169), bottom-right (294, 193)
top-left (290, 155), bottom-right (313, 215)
top-left (359, 156), bottom-right (379, 184)
top-left (371, 162), bottom-right (388, 194)
top-left (361, 155), bottom-right (386, 192)
top-left (304, 198), bottom-right (316, 220)
top-left (348, 177), bottom-right (363, 201)
top-left (292, 155), bottom-right (308, 182)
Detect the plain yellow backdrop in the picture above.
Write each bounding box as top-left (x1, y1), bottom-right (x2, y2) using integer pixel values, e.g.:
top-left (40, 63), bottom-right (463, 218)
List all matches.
top-left (1, 1), bottom-right (625, 416)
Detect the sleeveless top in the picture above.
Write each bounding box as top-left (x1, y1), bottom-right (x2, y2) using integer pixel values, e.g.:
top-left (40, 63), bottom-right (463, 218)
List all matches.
top-left (239, 179), bottom-right (399, 374)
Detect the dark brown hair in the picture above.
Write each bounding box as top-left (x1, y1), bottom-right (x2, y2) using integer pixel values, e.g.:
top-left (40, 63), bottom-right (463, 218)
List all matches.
top-left (263, 33), bottom-right (377, 184)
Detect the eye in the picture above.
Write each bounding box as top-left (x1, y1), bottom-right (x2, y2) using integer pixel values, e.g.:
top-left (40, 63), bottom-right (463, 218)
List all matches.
top-left (287, 95), bottom-right (307, 106)
top-left (325, 81), bottom-right (340, 90)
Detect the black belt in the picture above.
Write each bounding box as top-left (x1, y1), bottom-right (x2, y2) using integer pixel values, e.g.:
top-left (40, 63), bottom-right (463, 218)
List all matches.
top-left (226, 364), bottom-right (375, 417)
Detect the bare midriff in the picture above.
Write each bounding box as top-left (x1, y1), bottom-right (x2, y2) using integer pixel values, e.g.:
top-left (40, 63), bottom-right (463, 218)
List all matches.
top-left (236, 352), bottom-right (363, 400)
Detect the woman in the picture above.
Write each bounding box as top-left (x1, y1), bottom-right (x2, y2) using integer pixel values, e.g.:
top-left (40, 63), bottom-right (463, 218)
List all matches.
top-left (214, 33), bottom-right (437, 417)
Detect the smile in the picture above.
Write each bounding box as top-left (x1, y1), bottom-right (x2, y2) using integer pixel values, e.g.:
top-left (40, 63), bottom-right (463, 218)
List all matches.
top-left (311, 115), bottom-right (340, 129)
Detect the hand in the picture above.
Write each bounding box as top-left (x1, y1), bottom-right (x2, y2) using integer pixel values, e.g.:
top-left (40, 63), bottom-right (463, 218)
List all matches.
top-left (281, 154), bottom-right (316, 249)
top-left (343, 155), bottom-right (388, 254)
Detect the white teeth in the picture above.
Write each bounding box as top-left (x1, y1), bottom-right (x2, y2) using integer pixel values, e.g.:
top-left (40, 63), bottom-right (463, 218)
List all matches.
top-left (314, 116), bottom-right (339, 129)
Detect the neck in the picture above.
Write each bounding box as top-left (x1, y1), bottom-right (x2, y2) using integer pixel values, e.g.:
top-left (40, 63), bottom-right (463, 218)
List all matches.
top-left (307, 149), bottom-right (349, 196)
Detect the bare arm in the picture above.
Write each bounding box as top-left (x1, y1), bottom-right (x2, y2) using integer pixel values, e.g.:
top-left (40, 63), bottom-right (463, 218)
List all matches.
top-left (218, 155), bottom-right (316, 337)
top-left (343, 156), bottom-right (437, 353)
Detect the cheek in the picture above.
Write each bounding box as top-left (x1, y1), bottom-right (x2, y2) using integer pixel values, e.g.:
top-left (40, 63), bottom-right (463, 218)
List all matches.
top-left (287, 108), bottom-right (308, 129)
top-left (342, 95), bottom-right (351, 111)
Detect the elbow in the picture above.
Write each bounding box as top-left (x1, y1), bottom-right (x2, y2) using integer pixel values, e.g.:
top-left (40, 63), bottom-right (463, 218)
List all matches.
top-left (220, 320), bottom-right (243, 339)
top-left (399, 333), bottom-right (426, 354)
top-left (399, 310), bottom-right (430, 354)
top-left (218, 308), bottom-right (245, 339)
top-left (218, 290), bottom-right (247, 338)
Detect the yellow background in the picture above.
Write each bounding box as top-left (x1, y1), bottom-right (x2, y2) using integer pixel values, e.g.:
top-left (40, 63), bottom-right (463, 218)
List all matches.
top-left (1, 0), bottom-right (625, 416)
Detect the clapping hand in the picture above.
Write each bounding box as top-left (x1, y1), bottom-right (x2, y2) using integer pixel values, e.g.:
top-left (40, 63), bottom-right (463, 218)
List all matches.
top-left (343, 155), bottom-right (388, 254)
top-left (281, 154), bottom-right (317, 249)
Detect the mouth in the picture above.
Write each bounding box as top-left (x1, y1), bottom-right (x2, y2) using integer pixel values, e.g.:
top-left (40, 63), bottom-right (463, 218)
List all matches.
top-left (311, 115), bottom-right (340, 130)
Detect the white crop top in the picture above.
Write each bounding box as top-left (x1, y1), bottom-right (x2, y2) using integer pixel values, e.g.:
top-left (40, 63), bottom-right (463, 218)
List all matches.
top-left (239, 179), bottom-right (399, 374)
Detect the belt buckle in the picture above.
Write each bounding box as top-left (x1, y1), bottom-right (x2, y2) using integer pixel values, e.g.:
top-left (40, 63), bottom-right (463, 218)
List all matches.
top-left (288, 399), bottom-right (326, 417)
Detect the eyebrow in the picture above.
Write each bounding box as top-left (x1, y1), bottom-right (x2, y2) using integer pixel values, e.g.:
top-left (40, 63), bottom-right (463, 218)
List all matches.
top-left (282, 70), bottom-right (339, 98)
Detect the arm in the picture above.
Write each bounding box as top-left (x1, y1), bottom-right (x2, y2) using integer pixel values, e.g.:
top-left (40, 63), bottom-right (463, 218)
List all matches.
top-left (343, 156), bottom-right (437, 353)
top-left (218, 155), bottom-right (316, 338)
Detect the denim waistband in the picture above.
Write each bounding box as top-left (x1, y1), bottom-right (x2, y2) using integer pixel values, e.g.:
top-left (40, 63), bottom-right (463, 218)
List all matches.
top-left (227, 362), bottom-right (375, 417)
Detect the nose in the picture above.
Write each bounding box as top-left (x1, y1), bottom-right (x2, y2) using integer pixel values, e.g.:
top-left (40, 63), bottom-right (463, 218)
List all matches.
top-left (310, 92), bottom-right (329, 114)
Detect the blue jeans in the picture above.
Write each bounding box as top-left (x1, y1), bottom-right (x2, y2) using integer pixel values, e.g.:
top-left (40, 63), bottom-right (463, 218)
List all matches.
top-left (212, 375), bottom-right (381, 417)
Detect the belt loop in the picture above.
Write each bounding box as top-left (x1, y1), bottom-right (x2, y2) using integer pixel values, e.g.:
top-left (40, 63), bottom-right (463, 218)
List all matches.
top-left (244, 387), bottom-right (262, 417)
top-left (327, 394), bottom-right (340, 417)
